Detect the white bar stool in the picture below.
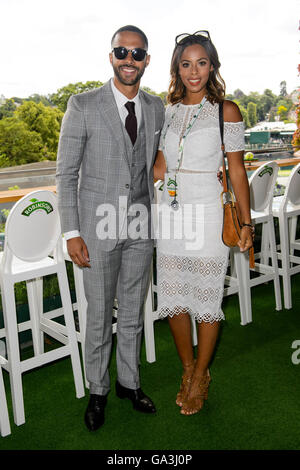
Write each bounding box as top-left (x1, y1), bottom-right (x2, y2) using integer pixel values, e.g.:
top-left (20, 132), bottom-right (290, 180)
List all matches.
top-left (0, 359), bottom-right (11, 437)
top-left (271, 162), bottom-right (300, 309)
top-left (224, 161), bottom-right (282, 324)
top-left (0, 190), bottom-right (85, 426)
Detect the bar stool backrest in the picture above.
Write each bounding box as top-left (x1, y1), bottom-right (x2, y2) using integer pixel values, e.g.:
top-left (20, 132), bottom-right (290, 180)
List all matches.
top-left (282, 162), bottom-right (300, 208)
top-left (4, 190), bottom-right (61, 263)
top-left (248, 161), bottom-right (279, 212)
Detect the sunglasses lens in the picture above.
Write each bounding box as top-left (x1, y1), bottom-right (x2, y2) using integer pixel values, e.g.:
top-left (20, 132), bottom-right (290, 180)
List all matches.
top-left (131, 48), bottom-right (147, 61)
top-left (113, 47), bottom-right (127, 59)
top-left (193, 30), bottom-right (210, 39)
top-left (176, 34), bottom-right (189, 44)
top-left (176, 31), bottom-right (210, 45)
top-left (113, 47), bottom-right (147, 61)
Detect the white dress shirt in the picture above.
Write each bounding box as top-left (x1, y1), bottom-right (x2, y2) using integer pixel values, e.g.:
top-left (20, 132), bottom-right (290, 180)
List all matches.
top-left (64, 78), bottom-right (142, 241)
top-left (110, 77), bottom-right (142, 130)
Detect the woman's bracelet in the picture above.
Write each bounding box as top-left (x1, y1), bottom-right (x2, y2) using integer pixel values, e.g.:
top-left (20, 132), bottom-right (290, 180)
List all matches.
top-left (241, 223), bottom-right (255, 236)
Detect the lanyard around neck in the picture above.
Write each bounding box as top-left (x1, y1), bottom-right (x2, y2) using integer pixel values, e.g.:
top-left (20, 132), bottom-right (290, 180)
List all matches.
top-left (176, 96), bottom-right (206, 172)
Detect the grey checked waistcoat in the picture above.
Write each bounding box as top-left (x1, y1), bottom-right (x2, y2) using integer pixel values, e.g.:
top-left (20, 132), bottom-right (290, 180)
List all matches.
top-left (122, 113), bottom-right (151, 239)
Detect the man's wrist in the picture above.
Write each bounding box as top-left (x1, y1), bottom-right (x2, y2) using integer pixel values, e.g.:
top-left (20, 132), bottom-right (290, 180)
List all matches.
top-left (64, 230), bottom-right (81, 241)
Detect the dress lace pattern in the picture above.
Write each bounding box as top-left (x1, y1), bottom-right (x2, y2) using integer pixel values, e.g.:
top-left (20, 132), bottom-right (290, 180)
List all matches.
top-left (159, 100), bottom-right (245, 155)
top-left (156, 99), bottom-right (245, 323)
top-left (157, 254), bottom-right (228, 323)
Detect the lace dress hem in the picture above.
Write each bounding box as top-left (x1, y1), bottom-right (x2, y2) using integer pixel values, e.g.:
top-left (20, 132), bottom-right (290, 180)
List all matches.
top-left (158, 305), bottom-right (225, 323)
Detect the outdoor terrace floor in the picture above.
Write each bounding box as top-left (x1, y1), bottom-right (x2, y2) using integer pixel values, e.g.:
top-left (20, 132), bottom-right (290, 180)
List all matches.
top-left (0, 272), bottom-right (300, 451)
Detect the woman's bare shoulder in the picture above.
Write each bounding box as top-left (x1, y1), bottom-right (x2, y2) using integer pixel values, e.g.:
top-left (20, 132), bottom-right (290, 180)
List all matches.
top-left (223, 100), bottom-right (243, 123)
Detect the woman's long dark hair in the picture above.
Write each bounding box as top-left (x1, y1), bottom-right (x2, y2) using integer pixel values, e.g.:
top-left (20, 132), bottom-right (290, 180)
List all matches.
top-left (167, 35), bottom-right (226, 105)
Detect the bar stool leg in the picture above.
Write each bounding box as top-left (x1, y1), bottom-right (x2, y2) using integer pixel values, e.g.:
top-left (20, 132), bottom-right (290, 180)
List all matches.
top-left (289, 216), bottom-right (298, 256)
top-left (0, 365), bottom-right (11, 437)
top-left (26, 279), bottom-right (44, 356)
top-left (234, 249), bottom-right (251, 325)
top-left (73, 263), bottom-right (89, 388)
top-left (279, 214), bottom-right (292, 309)
top-left (57, 266), bottom-right (85, 398)
top-left (143, 277), bottom-right (156, 363)
top-left (1, 279), bottom-right (25, 425)
top-left (267, 218), bottom-right (282, 311)
top-left (191, 317), bottom-right (198, 346)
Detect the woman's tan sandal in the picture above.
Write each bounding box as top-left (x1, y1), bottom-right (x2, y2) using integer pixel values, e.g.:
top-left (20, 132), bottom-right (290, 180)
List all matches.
top-left (180, 370), bottom-right (211, 415)
top-left (176, 361), bottom-right (195, 407)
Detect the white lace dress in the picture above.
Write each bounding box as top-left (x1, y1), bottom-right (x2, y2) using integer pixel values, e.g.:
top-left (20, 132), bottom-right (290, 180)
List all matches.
top-left (156, 100), bottom-right (245, 323)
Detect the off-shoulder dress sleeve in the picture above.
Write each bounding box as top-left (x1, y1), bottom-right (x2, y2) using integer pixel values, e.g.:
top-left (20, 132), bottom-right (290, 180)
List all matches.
top-left (224, 121), bottom-right (245, 152)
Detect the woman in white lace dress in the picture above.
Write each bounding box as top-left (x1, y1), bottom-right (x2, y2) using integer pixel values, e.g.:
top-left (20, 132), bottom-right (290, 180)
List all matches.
top-left (154, 31), bottom-right (253, 415)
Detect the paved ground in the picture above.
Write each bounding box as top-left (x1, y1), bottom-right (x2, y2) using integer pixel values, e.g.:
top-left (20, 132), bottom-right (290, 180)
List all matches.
top-left (0, 160), bottom-right (56, 173)
top-left (0, 159), bottom-right (292, 190)
top-left (0, 161), bottom-right (56, 190)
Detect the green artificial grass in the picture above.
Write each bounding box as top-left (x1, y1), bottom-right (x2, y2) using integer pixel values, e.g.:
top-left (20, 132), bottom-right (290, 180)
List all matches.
top-left (1, 274), bottom-right (300, 450)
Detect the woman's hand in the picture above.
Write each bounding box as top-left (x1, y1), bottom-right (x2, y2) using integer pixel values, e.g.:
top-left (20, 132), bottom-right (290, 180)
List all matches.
top-left (238, 225), bottom-right (254, 252)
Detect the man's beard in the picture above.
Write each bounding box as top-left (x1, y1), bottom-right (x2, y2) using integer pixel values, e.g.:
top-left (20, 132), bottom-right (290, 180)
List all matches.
top-left (113, 63), bottom-right (146, 86)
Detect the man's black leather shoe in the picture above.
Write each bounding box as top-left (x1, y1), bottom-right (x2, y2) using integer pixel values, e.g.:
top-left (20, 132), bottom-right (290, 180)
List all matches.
top-left (115, 380), bottom-right (156, 413)
top-left (84, 394), bottom-right (107, 431)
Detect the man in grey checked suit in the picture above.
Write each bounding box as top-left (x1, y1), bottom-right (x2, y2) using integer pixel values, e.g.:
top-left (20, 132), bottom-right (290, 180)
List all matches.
top-left (56, 25), bottom-right (165, 431)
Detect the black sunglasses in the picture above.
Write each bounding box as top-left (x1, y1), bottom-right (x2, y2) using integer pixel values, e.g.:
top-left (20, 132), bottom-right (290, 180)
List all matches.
top-left (175, 30), bottom-right (211, 45)
top-left (112, 47), bottom-right (147, 61)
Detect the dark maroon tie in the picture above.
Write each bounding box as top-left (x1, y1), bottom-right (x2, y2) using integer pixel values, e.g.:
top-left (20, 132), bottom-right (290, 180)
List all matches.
top-left (125, 101), bottom-right (137, 145)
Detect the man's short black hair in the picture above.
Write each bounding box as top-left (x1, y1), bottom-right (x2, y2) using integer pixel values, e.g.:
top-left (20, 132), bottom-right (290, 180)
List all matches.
top-left (111, 25), bottom-right (148, 50)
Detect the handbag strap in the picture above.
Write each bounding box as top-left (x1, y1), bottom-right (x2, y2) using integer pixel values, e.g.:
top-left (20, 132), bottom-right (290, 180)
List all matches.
top-left (219, 102), bottom-right (255, 268)
top-left (218, 101), bottom-right (229, 193)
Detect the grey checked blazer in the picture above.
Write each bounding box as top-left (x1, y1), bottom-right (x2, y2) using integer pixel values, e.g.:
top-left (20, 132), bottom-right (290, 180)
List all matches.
top-left (56, 81), bottom-right (165, 251)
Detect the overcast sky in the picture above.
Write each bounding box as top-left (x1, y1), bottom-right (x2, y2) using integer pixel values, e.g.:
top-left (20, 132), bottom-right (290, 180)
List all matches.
top-left (0, 0), bottom-right (299, 99)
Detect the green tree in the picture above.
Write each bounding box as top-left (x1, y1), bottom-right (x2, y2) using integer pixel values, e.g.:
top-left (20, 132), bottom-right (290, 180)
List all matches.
top-left (239, 105), bottom-right (250, 129)
top-left (261, 89), bottom-right (276, 121)
top-left (276, 97), bottom-right (293, 114)
top-left (158, 91), bottom-right (168, 105)
top-left (232, 99), bottom-right (250, 128)
top-left (50, 81), bottom-right (103, 112)
top-left (292, 94), bottom-right (300, 148)
top-left (243, 92), bottom-right (263, 121)
top-left (0, 98), bottom-right (17, 119)
top-left (141, 86), bottom-right (159, 95)
top-left (279, 80), bottom-right (287, 97)
top-left (141, 86), bottom-right (167, 104)
top-left (10, 97), bottom-right (23, 105)
top-left (225, 93), bottom-right (235, 101)
top-left (277, 105), bottom-right (288, 121)
top-left (233, 89), bottom-right (245, 101)
top-left (25, 94), bottom-right (53, 106)
top-left (268, 106), bottom-right (278, 122)
top-left (247, 102), bottom-right (257, 127)
top-left (15, 101), bottom-right (64, 159)
top-left (0, 117), bottom-right (44, 167)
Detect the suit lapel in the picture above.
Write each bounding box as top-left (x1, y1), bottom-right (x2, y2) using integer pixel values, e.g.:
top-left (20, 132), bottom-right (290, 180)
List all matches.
top-left (140, 91), bottom-right (155, 173)
top-left (97, 81), bottom-right (130, 169)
